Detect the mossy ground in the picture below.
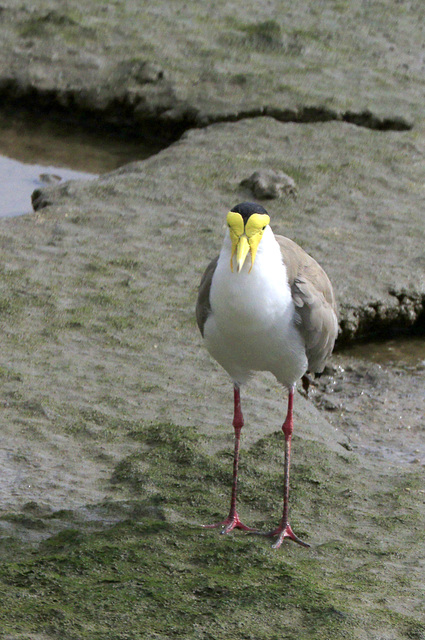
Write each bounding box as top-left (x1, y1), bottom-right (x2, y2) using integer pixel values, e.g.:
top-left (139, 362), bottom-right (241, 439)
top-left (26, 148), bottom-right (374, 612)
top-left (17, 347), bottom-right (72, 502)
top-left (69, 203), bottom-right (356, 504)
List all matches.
top-left (0, 420), bottom-right (423, 639)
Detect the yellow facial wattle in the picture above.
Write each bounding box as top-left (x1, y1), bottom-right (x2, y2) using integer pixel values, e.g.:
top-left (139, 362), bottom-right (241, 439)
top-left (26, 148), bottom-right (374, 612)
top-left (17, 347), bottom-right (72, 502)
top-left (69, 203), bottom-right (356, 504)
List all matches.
top-left (226, 211), bottom-right (270, 272)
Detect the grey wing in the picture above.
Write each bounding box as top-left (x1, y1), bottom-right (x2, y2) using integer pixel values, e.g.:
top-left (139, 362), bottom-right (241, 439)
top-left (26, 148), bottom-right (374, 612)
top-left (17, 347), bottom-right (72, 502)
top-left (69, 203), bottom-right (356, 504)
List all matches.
top-left (195, 256), bottom-right (219, 337)
top-left (292, 272), bottom-right (338, 373)
top-left (276, 235), bottom-right (338, 373)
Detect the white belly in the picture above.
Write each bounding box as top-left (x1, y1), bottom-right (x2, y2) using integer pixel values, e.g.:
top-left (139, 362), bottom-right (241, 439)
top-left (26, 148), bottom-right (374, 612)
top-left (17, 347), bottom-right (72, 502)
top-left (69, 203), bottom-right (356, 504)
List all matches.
top-left (204, 231), bottom-right (307, 388)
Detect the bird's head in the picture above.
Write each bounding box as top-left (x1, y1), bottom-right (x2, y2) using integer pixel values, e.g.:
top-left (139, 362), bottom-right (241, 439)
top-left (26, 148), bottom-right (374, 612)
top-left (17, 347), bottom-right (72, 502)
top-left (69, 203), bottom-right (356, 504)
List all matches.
top-left (227, 202), bottom-right (270, 273)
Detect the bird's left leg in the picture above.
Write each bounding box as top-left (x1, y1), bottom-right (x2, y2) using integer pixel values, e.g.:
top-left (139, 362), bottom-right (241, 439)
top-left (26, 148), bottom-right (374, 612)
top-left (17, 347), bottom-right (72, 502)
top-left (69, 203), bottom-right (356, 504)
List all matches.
top-left (267, 386), bottom-right (310, 549)
top-left (202, 384), bottom-right (255, 533)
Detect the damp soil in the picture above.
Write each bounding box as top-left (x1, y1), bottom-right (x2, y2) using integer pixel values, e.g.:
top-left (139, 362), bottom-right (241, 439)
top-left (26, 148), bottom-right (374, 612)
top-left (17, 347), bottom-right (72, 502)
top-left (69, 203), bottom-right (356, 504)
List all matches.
top-left (315, 342), bottom-right (425, 467)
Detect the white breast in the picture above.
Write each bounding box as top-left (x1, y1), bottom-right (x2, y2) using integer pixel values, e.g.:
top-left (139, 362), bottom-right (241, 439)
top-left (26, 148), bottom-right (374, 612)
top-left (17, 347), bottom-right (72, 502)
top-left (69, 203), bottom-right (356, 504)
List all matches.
top-left (204, 226), bottom-right (308, 388)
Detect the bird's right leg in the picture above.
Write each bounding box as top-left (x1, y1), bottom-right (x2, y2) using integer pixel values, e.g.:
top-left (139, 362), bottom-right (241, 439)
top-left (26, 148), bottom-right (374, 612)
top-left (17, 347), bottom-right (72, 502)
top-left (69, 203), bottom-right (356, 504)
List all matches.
top-left (202, 384), bottom-right (255, 533)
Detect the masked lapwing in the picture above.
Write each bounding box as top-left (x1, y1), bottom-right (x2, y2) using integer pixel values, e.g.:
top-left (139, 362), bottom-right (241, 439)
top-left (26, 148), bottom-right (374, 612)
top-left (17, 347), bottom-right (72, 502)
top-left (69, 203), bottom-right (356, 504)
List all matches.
top-left (196, 202), bottom-right (338, 548)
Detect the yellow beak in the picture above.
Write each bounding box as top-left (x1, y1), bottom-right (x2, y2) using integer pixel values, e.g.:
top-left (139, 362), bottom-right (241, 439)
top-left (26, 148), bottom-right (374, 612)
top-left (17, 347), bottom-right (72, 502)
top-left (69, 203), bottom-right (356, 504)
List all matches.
top-left (236, 235), bottom-right (250, 272)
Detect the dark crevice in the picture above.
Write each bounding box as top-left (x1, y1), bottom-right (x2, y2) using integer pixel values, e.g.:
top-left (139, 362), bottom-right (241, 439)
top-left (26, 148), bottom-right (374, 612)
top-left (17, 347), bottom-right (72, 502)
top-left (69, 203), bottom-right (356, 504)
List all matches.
top-left (341, 110), bottom-right (411, 131)
top-left (0, 80), bottom-right (413, 158)
top-left (336, 321), bottom-right (425, 352)
top-left (334, 318), bottom-right (425, 355)
top-left (0, 80), bottom-right (187, 148)
top-left (205, 106), bottom-right (412, 131)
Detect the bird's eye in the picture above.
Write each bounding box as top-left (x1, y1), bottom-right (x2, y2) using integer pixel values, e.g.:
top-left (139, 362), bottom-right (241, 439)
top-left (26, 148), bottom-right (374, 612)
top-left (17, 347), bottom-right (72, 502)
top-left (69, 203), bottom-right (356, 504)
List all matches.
top-left (262, 226), bottom-right (266, 230)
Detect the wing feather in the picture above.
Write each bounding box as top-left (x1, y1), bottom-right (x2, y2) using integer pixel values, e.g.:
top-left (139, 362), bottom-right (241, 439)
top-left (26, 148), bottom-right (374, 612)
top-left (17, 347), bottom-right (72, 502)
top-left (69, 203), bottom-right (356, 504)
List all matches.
top-left (276, 235), bottom-right (338, 373)
top-left (195, 255), bottom-right (218, 337)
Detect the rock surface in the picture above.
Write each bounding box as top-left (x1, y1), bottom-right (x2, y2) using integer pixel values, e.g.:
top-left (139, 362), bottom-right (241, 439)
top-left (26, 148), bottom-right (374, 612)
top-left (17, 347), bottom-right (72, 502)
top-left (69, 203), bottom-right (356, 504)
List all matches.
top-left (0, 1), bottom-right (422, 132)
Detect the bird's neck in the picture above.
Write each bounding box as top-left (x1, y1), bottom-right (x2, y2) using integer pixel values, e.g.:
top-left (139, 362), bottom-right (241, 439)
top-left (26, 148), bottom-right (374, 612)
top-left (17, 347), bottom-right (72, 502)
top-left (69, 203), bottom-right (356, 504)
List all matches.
top-left (213, 226), bottom-right (293, 324)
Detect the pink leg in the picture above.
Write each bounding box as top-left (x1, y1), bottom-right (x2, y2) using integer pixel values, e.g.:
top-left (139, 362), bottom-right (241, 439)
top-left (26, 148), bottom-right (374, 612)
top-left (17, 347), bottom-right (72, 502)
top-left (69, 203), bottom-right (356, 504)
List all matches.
top-left (267, 387), bottom-right (310, 549)
top-left (202, 384), bottom-right (255, 533)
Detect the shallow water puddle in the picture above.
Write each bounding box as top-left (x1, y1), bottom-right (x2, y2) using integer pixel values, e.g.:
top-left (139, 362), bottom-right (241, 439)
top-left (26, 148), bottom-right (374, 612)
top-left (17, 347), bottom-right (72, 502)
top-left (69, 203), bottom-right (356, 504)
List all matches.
top-left (0, 111), bottom-right (162, 218)
top-left (341, 335), bottom-right (425, 370)
top-left (0, 154), bottom-right (95, 217)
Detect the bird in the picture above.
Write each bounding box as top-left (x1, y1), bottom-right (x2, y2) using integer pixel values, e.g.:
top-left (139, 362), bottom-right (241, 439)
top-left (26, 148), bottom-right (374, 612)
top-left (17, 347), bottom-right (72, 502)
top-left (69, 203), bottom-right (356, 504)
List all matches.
top-left (196, 201), bottom-right (338, 548)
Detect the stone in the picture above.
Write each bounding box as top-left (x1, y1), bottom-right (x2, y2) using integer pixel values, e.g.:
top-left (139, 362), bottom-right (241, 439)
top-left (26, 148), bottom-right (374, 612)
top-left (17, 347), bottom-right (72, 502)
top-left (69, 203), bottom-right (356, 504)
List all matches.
top-left (240, 169), bottom-right (298, 199)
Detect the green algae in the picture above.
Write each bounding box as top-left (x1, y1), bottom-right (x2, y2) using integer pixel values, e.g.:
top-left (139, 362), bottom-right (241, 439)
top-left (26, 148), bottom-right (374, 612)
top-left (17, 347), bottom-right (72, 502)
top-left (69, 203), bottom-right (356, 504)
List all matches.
top-left (1, 421), bottom-right (422, 638)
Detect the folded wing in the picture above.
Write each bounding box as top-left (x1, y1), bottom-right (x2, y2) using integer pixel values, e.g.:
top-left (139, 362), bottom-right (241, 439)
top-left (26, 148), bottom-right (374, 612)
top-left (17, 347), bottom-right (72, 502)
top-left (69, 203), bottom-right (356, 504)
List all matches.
top-left (276, 235), bottom-right (338, 374)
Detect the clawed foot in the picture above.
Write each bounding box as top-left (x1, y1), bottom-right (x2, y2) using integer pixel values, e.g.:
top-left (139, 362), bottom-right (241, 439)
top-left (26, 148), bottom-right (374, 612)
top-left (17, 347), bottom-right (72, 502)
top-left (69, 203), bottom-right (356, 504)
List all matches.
top-left (202, 511), bottom-right (256, 534)
top-left (264, 522), bottom-right (310, 549)
top-left (202, 515), bottom-right (309, 547)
